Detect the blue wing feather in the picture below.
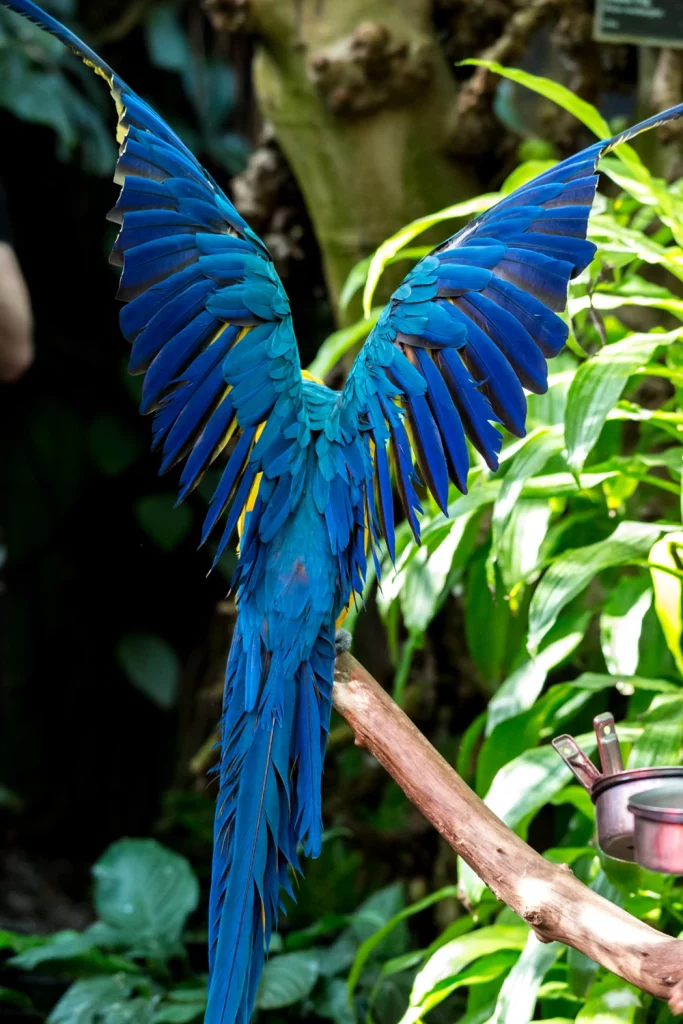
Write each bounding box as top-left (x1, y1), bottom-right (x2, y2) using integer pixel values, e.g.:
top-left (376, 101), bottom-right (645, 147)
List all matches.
top-left (343, 99), bottom-right (683, 546)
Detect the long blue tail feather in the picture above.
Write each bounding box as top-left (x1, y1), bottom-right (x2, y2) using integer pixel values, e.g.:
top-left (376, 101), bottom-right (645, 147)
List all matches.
top-left (207, 621), bottom-right (335, 1024)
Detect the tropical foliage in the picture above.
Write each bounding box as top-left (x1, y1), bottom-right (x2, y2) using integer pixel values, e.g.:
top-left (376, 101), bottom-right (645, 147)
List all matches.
top-left (2, 43), bottom-right (683, 1024)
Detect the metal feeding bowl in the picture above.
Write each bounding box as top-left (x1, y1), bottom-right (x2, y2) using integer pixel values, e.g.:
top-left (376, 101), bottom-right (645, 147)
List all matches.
top-left (552, 714), bottom-right (683, 872)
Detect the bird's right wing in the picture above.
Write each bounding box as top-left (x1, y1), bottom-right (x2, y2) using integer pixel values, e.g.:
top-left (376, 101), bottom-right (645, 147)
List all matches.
top-left (342, 102), bottom-right (683, 562)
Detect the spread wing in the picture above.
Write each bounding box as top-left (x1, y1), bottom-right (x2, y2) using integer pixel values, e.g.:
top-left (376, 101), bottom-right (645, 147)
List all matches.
top-left (343, 102), bottom-right (683, 561)
top-left (5, 0), bottom-right (304, 562)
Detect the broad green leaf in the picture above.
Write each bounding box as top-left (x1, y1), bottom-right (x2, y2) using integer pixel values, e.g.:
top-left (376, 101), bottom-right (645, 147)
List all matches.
top-left (600, 576), bottom-right (653, 676)
top-left (528, 521), bottom-right (662, 653)
top-left (350, 883), bottom-right (405, 947)
top-left (93, 839), bottom-right (199, 958)
top-left (0, 987), bottom-right (32, 1010)
top-left (307, 308), bottom-right (381, 380)
top-left (575, 977), bottom-right (641, 1024)
top-left (587, 215), bottom-right (683, 281)
top-left (569, 672), bottom-right (679, 694)
top-left (9, 930), bottom-right (95, 969)
top-left (490, 933), bottom-right (562, 1024)
top-left (522, 471), bottom-right (619, 497)
top-left (458, 60), bottom-right (611, 139)
top-left (115, 634), bottom-right (181, 710)
top-left (399, 509), bottom-right (478, 633)
top-left (135, 493), bottom-right (193, 552)
top-left (88, 416), bottom-right (143, 476)
top-left (599, 156), bottom-right (683, 247)
top-left (465, 547), bottom-right (516, 687)
top-left (255, 951), bottom-right (320, 1010)
top-left (497, 499), bottom-right (552, 596)
top-left (153, 1005), bottom-right (204, 1024)
top-left (347, 886), bottom-right (460, 998)
top-left (477, 682), bottom-right (594, 796)
top-left (144, 4), bottom-right (190, 72)
top-left (486, 611), bottom-right (590, 735)
top-left (362, 194), bottom-right (500, 316)
top-left (406, 926), bottom-right (528, 1014)
top-left (489, 428), bottom-right (563, 584)
top-left (316, 930), bottom-right (357, 978)
top-left (629, 695), bottom-right (683, 768)
top-left (153, 986), bottom-right (206, 1023)
top-left (315, 978), bottom-right (355, 1024)
top-left (649, 532), bottom-right (683, 676)
top-left (47, 976), bottom-right (138, 1024)
top-left (568, 290), bottom-right (683, 321)
top-left (565, 329), bottom-right (683, 475)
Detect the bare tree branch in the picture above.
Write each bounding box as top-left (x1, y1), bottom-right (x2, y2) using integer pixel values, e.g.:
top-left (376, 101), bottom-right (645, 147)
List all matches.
top-left (333, 651), bottom-right (683, 1012)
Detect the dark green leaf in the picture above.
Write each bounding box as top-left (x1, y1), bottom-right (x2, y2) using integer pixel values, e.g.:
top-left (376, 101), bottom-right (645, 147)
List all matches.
top-left (134, 494), bottom-right (193, 551)
top-left (255, 952), bottom-right (320, 1010)
top-left (88, 416), bottom-right (144, 476)
top-left (528, 522), bottom-right (661, 653)
top-left (115, 634), bottom-right (181, 710)
top-left (93, 839), bottom-right (199, 958)
top-left (144, 5), bottom-right (189, 72)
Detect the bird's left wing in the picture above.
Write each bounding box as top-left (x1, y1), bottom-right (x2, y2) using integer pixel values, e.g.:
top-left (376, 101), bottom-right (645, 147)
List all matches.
top-left (342, 102), bottom-right (683, 562)
top-left (4, 0), bottom-right (305, 561)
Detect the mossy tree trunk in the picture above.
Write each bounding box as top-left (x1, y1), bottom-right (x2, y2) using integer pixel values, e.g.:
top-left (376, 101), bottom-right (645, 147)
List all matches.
top-left (210, 0), bottom-right (478, 318)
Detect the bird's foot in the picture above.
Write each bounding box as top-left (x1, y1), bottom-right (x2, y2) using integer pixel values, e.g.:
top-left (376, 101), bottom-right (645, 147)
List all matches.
top-left (335, 628), bottom-right (352, 656)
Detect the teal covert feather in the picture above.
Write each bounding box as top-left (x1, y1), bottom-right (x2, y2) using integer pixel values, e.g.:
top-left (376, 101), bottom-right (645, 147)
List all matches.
top-left (4, 2), bottom-right (683, 1020)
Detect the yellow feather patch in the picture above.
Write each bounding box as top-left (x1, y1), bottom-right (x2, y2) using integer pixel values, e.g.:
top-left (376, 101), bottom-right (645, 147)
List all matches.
top-left (302, 369), bottom-right (324, 386)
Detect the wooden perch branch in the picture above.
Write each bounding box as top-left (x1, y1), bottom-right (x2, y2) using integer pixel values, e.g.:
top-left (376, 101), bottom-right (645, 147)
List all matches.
top-left (333, 652), bottom-right (683, 1012)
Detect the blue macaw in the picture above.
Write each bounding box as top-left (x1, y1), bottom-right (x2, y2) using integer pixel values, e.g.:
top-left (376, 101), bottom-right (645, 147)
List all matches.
top-left (4, 2), bottom-right (683, 1021)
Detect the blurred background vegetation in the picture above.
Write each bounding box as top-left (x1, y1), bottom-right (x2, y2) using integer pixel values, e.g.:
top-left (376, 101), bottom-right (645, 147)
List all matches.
top-left (2, 1), bottom-right (683, 1022)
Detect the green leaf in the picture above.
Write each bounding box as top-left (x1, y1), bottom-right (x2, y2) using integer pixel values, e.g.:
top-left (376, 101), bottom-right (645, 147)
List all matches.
top-left (465, 547), bottom-right (516, 688)
top-left (255, 951), bottom-right (320, 1010)
top-left (458, 60), bottom-right (643, 175)
top-left (629, 696), bottom-right (683, 768)
top-left (362, 194), bottom-right (500, 317)
top-left (0, 987), bottom-right (33, 1010)
top-left (497, 499), bottom-right (552, 596)
top-left (459, 60), bottom-right (608, 136)
top-left (575, 977), bottom-right (641, 1024)
top-left (115, 634), bottom-right (181, 710)
top-left (490, 933), bottom-right (562, 1024)
top-left (528, 521), bottom-right (662, 653)
top-left (88, 416), bottom-right (144, 476)
top-left (600, 576), bottom-right (653, 676)
top-left (315, 978), bottom-right (356, 1024)
top-left (47, 975), bottom-right (138, 1024)
top-left (153, 995), bottom-right (206, 1024)
top-left (486, 611), bottom-right (590, 735)
top-left (93, 839), bottom-right (199, 958)
top-left (9, 930), bottom-right (95, 969)
top-left (134, 493), bottom-right (193, 552)
top-left (565, 328), bottom-right (683, 476)
top-left (405, 926), bottom-right (528, 1018)
top-left (316, 930), bottom-right (358, 978)
top-left (307, 309), bottom-right (381, 380)
top-left (649, 532), bottom-right (683, 676)
top-left (398, 509), bottom-right (478, 633)
top-left (489, 428), bottom-right (563, 583)
top-left (347, 886), bottom-right (460, 999)
top-left (144, 5), bottom-right (190, 72)
top-left (350, 883), bottom-right (405, 946)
